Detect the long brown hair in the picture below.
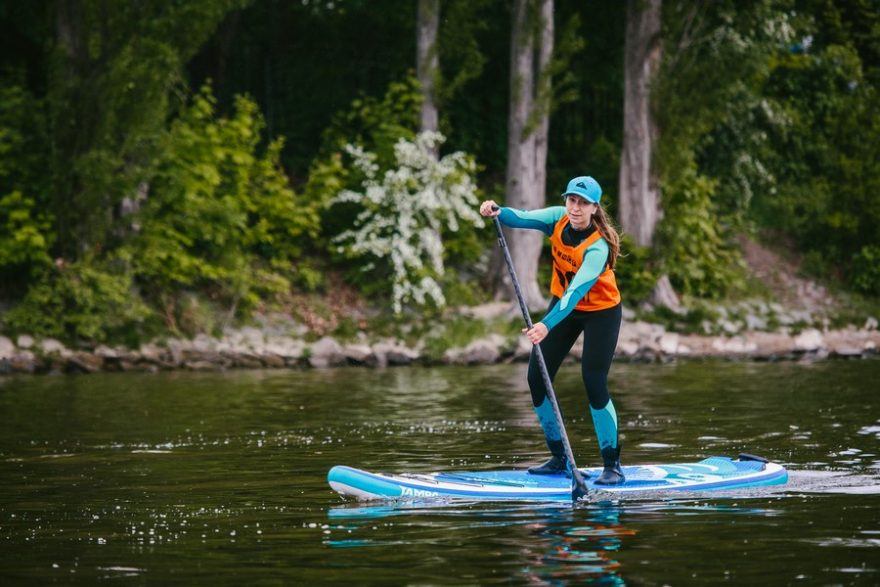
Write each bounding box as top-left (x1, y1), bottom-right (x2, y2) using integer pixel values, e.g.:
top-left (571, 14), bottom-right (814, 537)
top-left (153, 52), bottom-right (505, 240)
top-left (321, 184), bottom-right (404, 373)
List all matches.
top-left (593, 204), bottom-right (620, 269)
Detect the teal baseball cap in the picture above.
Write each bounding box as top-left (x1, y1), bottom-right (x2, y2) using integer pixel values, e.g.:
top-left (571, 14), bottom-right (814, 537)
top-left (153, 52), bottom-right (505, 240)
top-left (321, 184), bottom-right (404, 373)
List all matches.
top-left (562, 176), bottom-right (602, 203)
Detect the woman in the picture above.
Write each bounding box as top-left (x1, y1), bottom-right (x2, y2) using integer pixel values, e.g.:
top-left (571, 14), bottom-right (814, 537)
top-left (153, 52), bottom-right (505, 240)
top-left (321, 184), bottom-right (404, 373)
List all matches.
top-left (479, 176), bottom-right (624, 485)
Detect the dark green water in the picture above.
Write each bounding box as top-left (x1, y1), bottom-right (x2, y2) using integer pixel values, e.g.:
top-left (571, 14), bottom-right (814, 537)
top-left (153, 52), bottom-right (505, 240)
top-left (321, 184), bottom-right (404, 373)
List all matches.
top-left (1, 360), bottom-right (878, 585)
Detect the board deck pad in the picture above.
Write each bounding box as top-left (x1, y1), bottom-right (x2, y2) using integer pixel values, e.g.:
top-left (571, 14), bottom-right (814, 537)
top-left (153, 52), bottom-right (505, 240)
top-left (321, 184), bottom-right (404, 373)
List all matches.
top-left (328, 456), bottom-right (788, 501)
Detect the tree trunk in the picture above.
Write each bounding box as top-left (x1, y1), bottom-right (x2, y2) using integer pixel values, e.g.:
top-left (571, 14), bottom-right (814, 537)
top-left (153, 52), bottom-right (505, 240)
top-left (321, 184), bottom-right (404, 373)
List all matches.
top-left (417, 0), bottom-right (440, 153)
top-left (501, 0), bottom-right (554, 311)
top-left (533, 0), bottom-right (553, 212)
top-left (619, 0), bottom-right (662, 248)
top-left (53, 0), bottom-right (86, 259)
top-left (620, 0), bottom-right (681, 311)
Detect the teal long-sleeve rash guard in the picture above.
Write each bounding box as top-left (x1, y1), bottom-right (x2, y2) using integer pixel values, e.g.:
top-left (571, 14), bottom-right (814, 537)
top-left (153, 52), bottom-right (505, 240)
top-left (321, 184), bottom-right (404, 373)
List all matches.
top-left (497, 206), bottom-right (612, 331)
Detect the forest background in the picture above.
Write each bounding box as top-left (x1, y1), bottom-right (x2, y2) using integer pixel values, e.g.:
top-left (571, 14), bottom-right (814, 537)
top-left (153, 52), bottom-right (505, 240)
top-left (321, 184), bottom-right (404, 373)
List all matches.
top-left (1, 0), bottom-right (878, 350)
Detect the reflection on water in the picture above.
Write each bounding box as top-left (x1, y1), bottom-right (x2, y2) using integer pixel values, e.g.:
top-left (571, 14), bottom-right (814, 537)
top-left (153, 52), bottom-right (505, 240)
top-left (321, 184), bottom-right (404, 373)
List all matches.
top-left (325, 498), bottom-right (794, 585)
top-left (326, 502), bottom-right (633, 584)
top-left (0, 360), bottom-right (878, 584)
top-left (514, 505), bottom-right (631, 585)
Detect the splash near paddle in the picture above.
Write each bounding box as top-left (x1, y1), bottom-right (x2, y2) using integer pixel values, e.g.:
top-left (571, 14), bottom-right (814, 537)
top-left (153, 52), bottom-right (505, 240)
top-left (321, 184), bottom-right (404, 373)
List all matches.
top-left (327, 455), bottom-right (787, 501)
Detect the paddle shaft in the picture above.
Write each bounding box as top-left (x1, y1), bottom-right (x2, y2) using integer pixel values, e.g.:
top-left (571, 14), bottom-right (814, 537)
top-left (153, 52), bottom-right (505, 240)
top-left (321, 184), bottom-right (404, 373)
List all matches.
top-left (490, 210), bottom-right (589, 500)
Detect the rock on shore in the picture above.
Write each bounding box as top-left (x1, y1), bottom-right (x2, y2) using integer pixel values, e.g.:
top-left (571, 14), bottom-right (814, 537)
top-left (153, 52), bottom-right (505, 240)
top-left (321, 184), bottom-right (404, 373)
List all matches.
top-left (1, 318), bottom-right (878, 376)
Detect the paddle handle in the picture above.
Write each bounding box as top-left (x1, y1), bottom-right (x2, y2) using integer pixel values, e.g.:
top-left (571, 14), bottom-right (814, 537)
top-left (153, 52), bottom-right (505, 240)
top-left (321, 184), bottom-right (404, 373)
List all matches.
top-left (490, 207), bottom-right (589, 501)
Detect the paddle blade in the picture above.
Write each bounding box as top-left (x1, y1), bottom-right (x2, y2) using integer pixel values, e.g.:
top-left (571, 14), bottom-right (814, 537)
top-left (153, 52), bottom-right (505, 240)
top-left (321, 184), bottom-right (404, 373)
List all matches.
top-left (571, 469), bottom-right (590, 501)
top-left (571, 480), bottom-right (589, 502)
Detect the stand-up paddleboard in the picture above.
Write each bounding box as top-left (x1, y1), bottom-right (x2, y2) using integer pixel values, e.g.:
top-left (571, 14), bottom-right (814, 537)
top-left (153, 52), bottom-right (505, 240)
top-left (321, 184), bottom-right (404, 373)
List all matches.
top-left (328, 454), bottom-right (787, 501)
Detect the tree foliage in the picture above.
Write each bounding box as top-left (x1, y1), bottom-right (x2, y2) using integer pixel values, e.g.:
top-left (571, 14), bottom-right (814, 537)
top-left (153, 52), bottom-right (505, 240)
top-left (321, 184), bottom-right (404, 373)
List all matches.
top-left (3, 81), bottom-right (317, 342)
top-left (5, 257), bottom-right (150, 345)
top-left (124, 86), bottom-right (315, 315)
top-left (45, 0), bottom-right (253, 258)
top-left (0, 79), bottom-right (53, 289)
top-left (332, 132), bottom-right (483, 313)
top-left (1, 0), bottom-right (878, 345)
top-left (654, 0), bottom-right (879, 296)
top-left (755, 38), bottom-right (880, 294)
top-left (654, 0), bottom-right (798, 294)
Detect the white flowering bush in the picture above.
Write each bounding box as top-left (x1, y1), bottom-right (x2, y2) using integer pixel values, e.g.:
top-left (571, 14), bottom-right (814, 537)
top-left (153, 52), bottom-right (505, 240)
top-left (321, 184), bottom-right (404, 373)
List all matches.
top-left (332, 131), bottom-right (483, 313)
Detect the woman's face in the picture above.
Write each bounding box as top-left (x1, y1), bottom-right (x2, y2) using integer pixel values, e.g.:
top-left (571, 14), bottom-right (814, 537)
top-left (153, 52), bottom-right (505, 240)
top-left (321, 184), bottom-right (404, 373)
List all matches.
top-left (565, 195), bottom-right (597, 230)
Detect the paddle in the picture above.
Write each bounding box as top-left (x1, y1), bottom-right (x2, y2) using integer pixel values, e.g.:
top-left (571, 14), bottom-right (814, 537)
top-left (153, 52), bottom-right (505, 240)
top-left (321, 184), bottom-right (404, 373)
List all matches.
top-left (490, 206), bottom-right (590, 502)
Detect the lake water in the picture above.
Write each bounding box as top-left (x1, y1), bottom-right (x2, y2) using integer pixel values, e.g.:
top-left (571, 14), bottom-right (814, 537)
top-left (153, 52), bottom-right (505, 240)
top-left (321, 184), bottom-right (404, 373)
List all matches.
top-left (1, 360), bottom-right (878, 585)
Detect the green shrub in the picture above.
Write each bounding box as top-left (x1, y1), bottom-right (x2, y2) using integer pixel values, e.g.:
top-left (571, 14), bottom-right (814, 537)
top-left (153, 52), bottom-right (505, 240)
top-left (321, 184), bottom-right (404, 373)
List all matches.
top-left (0, 82), bottom-right (53, 287)
top-left (0, 191), bottom-right (53, 273)
top-left (851, 245), bottom-right (880, 296)
top-left (659, 162), bottom-right (746, 298)
top-left (614, 234), bottom-right (657, 305)
top-left (306, 75), bottom-right (423, 259)
top-left (741, 44), bottom-right (880, 295)
top-left (124, 86), bottom-right (316, 315)
top-left (331, 132), bottom-right (483, 313)
top-left (4, 260), bottom-right (151, 345)
top-left (310, 76), bottom-right (486, 310)
top-left (319, 76), bottom-right (421, 167)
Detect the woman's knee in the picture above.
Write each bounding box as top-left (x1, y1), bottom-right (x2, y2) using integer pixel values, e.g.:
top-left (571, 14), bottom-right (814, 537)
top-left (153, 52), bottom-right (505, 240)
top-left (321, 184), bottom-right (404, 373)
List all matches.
top-left (527, 366), bottom-right (547, 407)
top-left (582, 370), bottom-right (610, 409)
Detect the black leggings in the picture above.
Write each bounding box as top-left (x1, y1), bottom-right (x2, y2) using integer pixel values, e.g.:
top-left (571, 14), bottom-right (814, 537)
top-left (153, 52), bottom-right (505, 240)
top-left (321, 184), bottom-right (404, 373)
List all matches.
top-left (527, 302), bottom-right (622, 410)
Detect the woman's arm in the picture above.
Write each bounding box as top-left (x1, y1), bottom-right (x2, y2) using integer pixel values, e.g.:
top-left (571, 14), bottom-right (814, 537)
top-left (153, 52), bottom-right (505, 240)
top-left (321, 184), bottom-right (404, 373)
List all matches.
top-left (497, 206), bottom-right (566, 236)
top-left (478, 201), bottom-right (564, 234)
top-left (540, 239), bottom-right (610, 331)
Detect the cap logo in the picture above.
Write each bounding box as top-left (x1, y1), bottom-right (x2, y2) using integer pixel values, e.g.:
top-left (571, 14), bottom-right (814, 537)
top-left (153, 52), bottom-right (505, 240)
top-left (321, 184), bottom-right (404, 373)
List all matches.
top-left (576, 182), bottom-right (587, 189)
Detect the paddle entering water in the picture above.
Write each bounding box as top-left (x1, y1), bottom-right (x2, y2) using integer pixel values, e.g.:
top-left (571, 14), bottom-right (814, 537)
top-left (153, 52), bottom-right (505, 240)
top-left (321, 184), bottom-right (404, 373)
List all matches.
top-left (490, 206), bottom-right (589, 502)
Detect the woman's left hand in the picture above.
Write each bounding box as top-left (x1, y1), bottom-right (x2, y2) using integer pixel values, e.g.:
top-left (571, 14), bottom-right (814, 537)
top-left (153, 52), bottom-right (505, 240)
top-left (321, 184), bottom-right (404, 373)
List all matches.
top-left (479, 200), bottom-right (501, 217)
top-left (523, 323), bottom-right (549, 345)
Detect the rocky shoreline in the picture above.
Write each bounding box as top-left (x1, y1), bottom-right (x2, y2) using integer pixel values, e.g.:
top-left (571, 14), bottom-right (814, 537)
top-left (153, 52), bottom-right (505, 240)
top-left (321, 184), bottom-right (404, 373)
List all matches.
top-left (2, 316), bottom-right (878, 376)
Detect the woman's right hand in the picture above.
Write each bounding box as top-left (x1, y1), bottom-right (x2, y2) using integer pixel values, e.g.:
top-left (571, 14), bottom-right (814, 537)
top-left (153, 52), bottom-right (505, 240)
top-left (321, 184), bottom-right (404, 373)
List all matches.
top-left (479, 200), bottom-right (501, 217)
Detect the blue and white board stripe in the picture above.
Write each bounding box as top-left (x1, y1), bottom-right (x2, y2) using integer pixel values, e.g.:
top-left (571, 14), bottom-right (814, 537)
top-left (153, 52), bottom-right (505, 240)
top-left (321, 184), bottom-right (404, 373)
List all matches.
top-left (327, 456), bottom-right (788, 501)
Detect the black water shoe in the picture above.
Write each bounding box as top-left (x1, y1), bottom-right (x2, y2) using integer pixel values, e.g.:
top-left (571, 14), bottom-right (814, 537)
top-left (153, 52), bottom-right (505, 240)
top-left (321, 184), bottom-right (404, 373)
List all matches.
top-left (594, 445), bottom-right (625, 486)
top-left (527, 455), bottom-right (570, 476)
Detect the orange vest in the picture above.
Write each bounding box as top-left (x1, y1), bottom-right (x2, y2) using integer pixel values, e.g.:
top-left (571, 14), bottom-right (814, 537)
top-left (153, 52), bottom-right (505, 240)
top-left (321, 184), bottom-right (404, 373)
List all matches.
top-left (549, 216), bottom-right (621, 312)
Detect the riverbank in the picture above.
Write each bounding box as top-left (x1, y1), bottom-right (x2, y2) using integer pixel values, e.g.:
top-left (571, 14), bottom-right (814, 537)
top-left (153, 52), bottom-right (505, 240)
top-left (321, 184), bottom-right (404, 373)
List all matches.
top-left (4, 232), bottom-right (878, 376)
top-left (2, 308), bottom-right (877, 375)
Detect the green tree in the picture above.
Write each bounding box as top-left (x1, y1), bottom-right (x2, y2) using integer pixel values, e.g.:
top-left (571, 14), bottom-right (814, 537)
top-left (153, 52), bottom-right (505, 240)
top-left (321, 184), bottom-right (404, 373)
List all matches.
top-left (653, 0), bottom-right (799, 297)
top-left (331, 132), bottom-right (483, 313)
top-left (749, 1), bottom-right (880, 292)
top-left (305, 74), bottom-right (487, 305)
top-left (0, 82), bottom-right (53, 289)
top-left (125, 86), bottom-right (315, 329)
top-left (688, 0), bottom-right (880, 294)
top-left (5, 256), bottom-right (150, 345)
top-left (47, 0), bottom-right (251, 260)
